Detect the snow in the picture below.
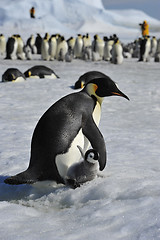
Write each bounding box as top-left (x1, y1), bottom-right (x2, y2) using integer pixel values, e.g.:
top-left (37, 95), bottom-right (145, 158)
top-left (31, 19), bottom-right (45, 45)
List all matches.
top-left (0, 0), bottom-right (160, 239)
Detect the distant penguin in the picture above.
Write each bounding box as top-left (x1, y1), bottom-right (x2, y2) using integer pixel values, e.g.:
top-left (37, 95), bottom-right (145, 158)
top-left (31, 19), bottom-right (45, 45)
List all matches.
top-left (35, 33), bottom-right (42, 54)
top-left (16, 35), bottom-right (26, 60)
top-left (49, 35), bottom-right (57, 60)
top-left (24, 65), bottom-right (59, 79)
top-left (65, 46), bottom-right (74, 62)
top-left (74, 71), bottom-right (107, 89)
top-left (56, 36), bottom-right (68, 61)
top-left (103, 36), bottom-right (114, 61)
top-left (67, 36), bottom-right (76, 51)
top-left (139, 36), bottom-right (151, 62)
top-left (74, 34), bottom-right (83, 58)
top-left (0, 34), bottom-right (6, 55)
top-left (27, 34), bottom-right (37, 54)
top-left (150, 36), bottom-right (157, 57)
top-left (92, 34), bottom-right (104, 60)
top-left (4, 74), bottom-right (129, 185)
top-left (155, 38), bottom-right (160, 62)
top-left (41, 33), bottom-right (50, 61)
top-left (6, 35), bottom-right (18, 60)
top-left (111, 38), bottom-right (124, 64)
top-left (132, 38), bottom-right (140, 58)
top-left (24, 45), bottom-right (32, 60)
top-left (2, 68), bottom-right (26, 82)
top-left (65, 146), bottom-right (99, 188)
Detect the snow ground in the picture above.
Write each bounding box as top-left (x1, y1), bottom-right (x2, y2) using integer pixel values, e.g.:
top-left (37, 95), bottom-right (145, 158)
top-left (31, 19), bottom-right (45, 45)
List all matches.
top-left (0, 56), bottom-right (160, 240)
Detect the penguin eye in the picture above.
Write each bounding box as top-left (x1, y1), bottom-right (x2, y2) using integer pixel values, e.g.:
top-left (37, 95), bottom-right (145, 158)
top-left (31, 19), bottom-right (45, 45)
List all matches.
top-left (89, 152), bottom-right (94, 158)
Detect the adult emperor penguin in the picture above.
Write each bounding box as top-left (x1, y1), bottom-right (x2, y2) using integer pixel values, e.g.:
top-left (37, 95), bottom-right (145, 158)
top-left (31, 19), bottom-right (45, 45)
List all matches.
top-left (65, 146), bottom-right (99, 188)
top-left (0, 34), bottom-right (6, 55)
top-left (49, 35), bottom-right (57, 61)
top-left (6, 35), bottom-right (18, 60)
top-left (2, 68), bottom-right (26, 82)
top-left (4, 74), bottom-right (129, 185)
top-left (139, 36), bottom-right (151, 62)
top-left (74, 34), bottom-right (83, 58)
top-left (24, 65), bottom-right (59, 79)
top-left (111, 38), bottom-right (124, 64)
top-left (41, 33), bottom-right (50, 61)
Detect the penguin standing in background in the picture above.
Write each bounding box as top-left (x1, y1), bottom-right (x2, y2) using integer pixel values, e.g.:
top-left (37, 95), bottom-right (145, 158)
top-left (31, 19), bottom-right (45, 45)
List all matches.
top-left (67, 36), bottom-right (76, 51)
top-left (74, 34), bottom-right (83, 58)
top-left (27, 34), bottom-right (37, 54)
top-left (103, 36), bottom-right (114, 61)
top-left (92, 34), bottom-right (104, 60)
top-left (56, 36), bottom-right (68, 61)
top-left (82, 33), bottom-right (92, 60)
top-left (41, 33), bottom-right (50, 61)
top-left (111, 38), bottom-right (124, 64)
top-left (5, 73), bottom-right (129, 186)
top-left (6, 35), bottom-right (18, 60)
top-left (0, 34), bottom-right (6, 55)
top-left (150, 36), bottom-right (157, 57)
top-left (139, 36), bottom-right (151, 62)
top-left (35, 33), bottom-right (42, 54)
top-left (49, 35), bottom-right (57, 61)
top-left (16, 35), bottom-right (26, 60)
top-left (65, 146), bottom-right (99, 189)
top-left (155, 38), bottom-right (160, 62)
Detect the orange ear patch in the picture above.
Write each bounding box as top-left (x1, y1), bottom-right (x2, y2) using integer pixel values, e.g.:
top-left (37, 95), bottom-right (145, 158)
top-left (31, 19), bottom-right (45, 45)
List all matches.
top-left (93, 84), bottom-right (98, 92)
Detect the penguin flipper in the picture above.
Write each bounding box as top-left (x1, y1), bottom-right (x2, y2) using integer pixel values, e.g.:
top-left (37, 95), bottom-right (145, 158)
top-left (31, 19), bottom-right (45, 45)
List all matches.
top-left (82, 116), bottom-right (106, 171)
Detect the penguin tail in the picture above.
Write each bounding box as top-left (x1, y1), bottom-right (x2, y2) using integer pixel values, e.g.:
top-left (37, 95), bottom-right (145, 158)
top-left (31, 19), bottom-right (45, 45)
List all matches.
top-left (4, 170), bottom-right (36, 185)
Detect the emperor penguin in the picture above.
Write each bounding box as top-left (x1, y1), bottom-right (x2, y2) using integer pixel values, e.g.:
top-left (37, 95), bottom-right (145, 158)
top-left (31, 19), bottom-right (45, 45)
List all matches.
top-left (2, 68), bottom-right (26, 82)
top-left (103, 36), bottom-right (114, 61)
top-left (41, 33), bottom-right (50, 61)
top-left (139, 36), bottom-right (151, 62)
top-left (0, 34), bottom-right (6, 55)
top-left (56, 36), bottom-right (68, 61)
top-left (111, 38), bottom-right (124, 64)
top-left (155, 38), bottom-right (160, 62)
top-left (67, 36), bottom-right (76, 51)
top-left (74, 71), bottom-right (108, 89)
top-left (24, 65), bottom-right (59, 79)
top-left (6, 35), bottom-right (18, 60)
top-left (49, 35), bottom-right (57, 61)
top-left (65, 146), bottom-right (99, 188)
top-left (26, 34), bottom-right (37, 54)
top-left (16, 35), bottom-right (26, 60)
top-left (35, 33), bottom-right (42, 54)
top-left (150, 36), bottom-right (157, 57)
top-left (92, 34), bottom-right (104, 60)
top-left (74, 34), bottom-right (83, 58)
top-left (4, 74), bottom-right (129, 185)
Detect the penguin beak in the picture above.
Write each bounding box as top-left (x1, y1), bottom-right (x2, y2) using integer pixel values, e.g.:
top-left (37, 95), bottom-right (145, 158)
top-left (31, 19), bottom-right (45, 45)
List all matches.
top-left (111, 90), bottom-right (130, 100)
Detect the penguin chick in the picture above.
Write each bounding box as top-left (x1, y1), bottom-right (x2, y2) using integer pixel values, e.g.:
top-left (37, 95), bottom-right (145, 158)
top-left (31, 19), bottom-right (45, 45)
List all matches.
top-left (65, 146), bottom-right (99, 189)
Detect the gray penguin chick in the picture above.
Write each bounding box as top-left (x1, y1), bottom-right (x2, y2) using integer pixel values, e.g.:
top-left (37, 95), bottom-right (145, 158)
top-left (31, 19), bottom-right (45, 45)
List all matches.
top-left (65, 145), bottom-right (99, 188)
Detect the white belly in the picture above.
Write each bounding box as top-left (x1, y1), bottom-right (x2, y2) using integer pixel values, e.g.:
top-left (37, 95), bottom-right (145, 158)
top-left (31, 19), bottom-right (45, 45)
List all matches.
top-left (55, 129), bottom-right (89, 178)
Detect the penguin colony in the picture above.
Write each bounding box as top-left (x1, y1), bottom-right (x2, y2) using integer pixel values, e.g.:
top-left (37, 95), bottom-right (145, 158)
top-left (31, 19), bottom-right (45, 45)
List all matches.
top-left (1, 33), bottom-right (160, 63)
top-left (4, 73), bottom-right (129, 188)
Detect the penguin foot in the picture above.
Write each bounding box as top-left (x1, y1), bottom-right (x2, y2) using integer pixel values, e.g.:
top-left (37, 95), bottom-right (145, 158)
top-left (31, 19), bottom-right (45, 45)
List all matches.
top-left (4, 175), bottom-right (35, 185)
top-left (65, 178), bottom-right (81, 189)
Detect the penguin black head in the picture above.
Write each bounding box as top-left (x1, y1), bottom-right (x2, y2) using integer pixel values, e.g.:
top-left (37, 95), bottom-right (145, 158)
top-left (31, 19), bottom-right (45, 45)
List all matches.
top-left (84, 77), bottom-right (129, 103)
top-left (85, 149), bottom-right (99, 164)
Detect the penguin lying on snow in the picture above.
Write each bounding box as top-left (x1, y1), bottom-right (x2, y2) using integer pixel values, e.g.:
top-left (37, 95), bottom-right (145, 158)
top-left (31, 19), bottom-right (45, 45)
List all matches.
top-left (65, 146), bottom-right (99, 189)
top-left (5, 73), bottom-right (129, 186)
top-left (24, 65), bottom-right (59, 79)
top-left (2, 68), bottom-right (26, 82)
top-left (74, 71), bottom-right (108, 89)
